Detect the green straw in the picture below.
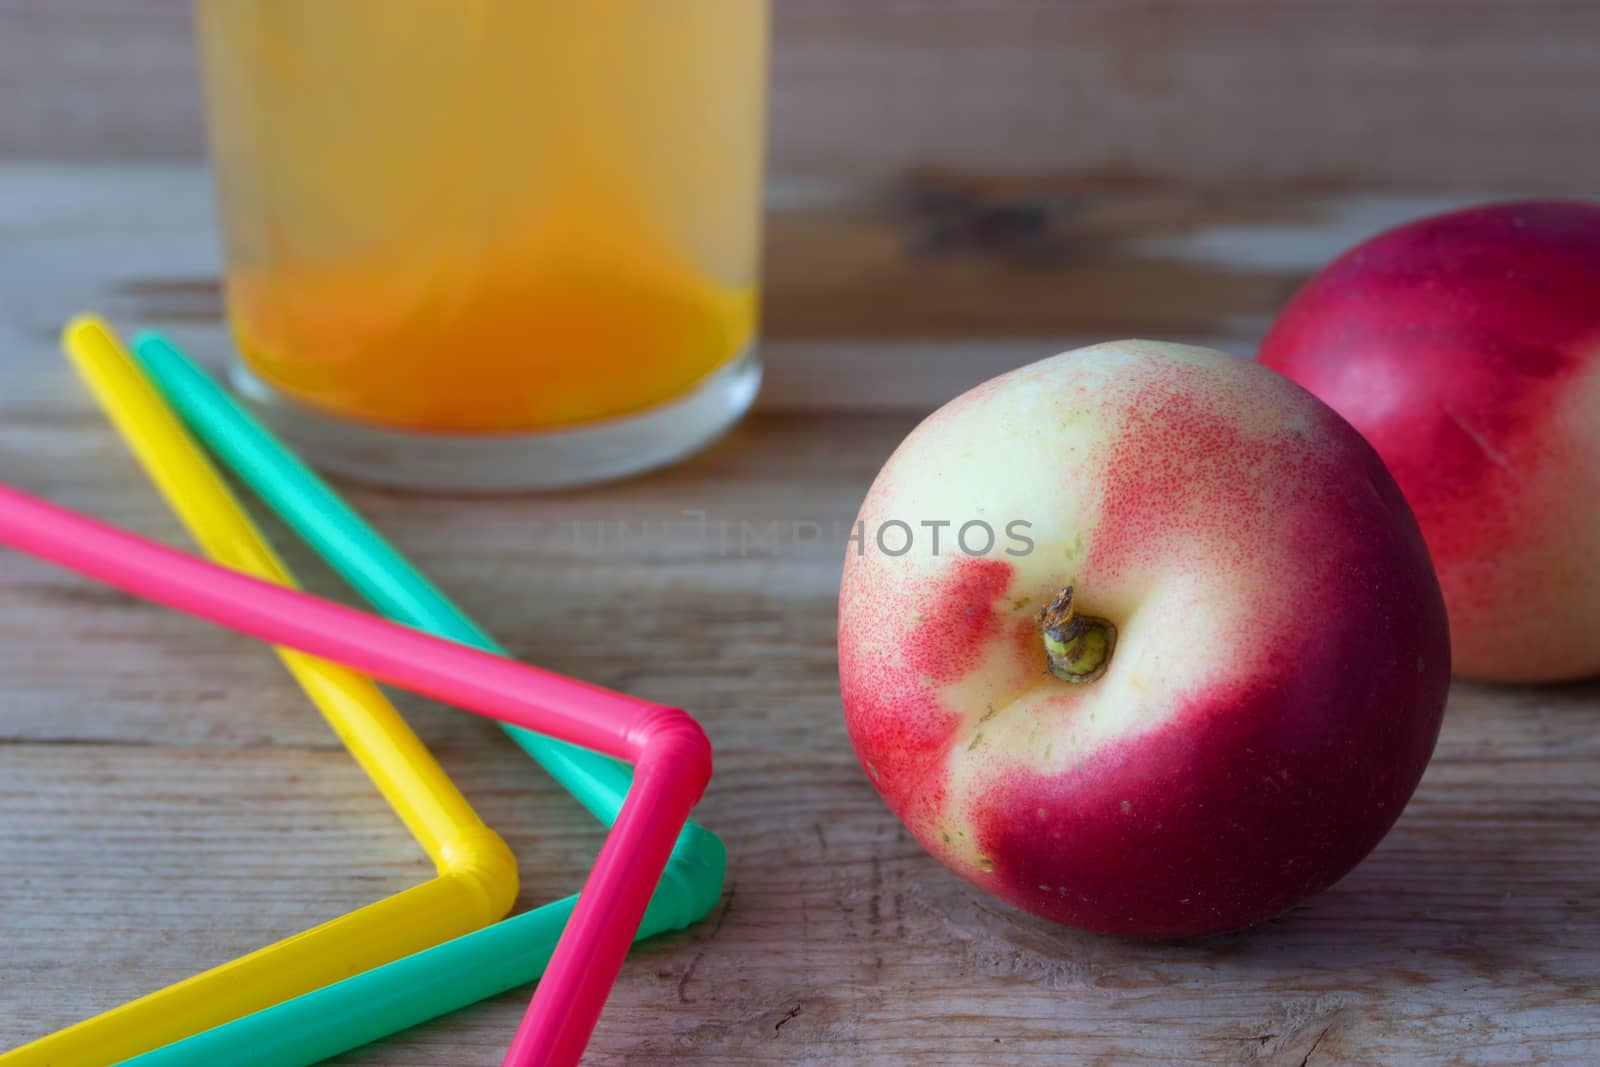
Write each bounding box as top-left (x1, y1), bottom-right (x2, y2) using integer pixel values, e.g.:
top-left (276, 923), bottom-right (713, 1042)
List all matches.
top-left (121, 332), bottom-right (725, 1067)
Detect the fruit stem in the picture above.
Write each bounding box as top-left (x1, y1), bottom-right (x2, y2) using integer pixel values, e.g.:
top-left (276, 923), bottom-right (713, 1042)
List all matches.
top-left (1038, 586), bottom-right (1116, 684)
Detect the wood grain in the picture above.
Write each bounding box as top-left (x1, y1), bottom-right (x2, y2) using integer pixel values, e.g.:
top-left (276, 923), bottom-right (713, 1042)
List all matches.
top-left (0, 162), bottom-right (1491, 417)
top-left (5, 1), bottom-right (1600, 194)
top-left (3, 165), bottom-right (1599, 1063)
top-left (4, 407), bottom-right (1599, 1063)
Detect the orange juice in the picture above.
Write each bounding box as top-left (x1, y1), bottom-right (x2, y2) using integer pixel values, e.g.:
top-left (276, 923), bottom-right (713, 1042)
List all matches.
top-left (195, 0), bottom-right (767, 435)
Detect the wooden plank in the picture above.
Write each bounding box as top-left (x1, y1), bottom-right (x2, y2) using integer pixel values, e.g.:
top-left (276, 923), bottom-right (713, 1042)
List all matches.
top-left (0, 162), bottom-right (1491, 418)
top-left (5, 1), bottom-right (1600, 194)
top-left (0, 0), bottom-right (201, 162)
top-left (2, 399), bottom-right (1598, 1062)
top-left (2, 163), bottom-right (1597, 1065)
top-left (768, 0), bottom-right (1600, 192)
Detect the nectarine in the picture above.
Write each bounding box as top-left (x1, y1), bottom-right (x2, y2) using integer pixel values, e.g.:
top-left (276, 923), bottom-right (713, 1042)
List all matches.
top-left (1261, 200), bottom-right (1600, 682)
top-left (838, 342), bottom-right (1449, 937)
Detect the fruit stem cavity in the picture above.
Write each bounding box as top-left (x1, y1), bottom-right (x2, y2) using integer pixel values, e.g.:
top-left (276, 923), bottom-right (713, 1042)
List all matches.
top-left (1039, 586), bottom-right (1116, 684)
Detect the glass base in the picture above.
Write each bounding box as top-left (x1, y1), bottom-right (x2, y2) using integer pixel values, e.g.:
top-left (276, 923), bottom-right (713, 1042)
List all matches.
top-left (229, 350), bottom-right (762, 492)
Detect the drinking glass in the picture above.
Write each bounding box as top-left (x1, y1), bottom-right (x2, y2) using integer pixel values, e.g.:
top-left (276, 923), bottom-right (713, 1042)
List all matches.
top-left (195, 0), bottom-right (768, 488)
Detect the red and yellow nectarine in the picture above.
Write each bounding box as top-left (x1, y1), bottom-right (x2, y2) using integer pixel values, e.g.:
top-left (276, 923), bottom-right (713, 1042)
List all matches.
top-left (838, 341), bottom-right (1449, 938)
top-left (1261, 200), bottom-right (1600, 682)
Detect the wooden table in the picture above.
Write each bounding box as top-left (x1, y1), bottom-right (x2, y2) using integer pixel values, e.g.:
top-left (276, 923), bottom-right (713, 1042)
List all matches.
top-left (2, 164), bottom-right (1597, 1065)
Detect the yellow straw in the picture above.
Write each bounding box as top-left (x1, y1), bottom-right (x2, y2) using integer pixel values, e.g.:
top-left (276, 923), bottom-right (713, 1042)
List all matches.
top-left (14, 316), bottom-right (519, 1067)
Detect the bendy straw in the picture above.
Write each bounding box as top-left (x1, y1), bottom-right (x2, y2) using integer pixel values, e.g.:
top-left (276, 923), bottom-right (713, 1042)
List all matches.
top-left (115, 331), bottom-right (727, 1066)
top-left (0, 481), bottom-right (712, 1067)
top-left (0, 317), bottom-right (520, 1067)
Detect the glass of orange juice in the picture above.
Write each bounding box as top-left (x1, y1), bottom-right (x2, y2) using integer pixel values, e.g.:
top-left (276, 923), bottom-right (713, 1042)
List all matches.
top-left (194, 0), bottom-right (768, 489)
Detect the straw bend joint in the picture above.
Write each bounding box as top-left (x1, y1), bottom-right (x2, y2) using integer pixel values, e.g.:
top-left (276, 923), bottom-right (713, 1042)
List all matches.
top-left (437, 826), bottom-right (521, 921)
top-left (627, 705), bottom-right (713, 794)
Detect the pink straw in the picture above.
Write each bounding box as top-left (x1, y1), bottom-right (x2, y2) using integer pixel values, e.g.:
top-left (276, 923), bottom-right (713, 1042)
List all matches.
top-left (0, 482), bottom-right (711, 1066)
